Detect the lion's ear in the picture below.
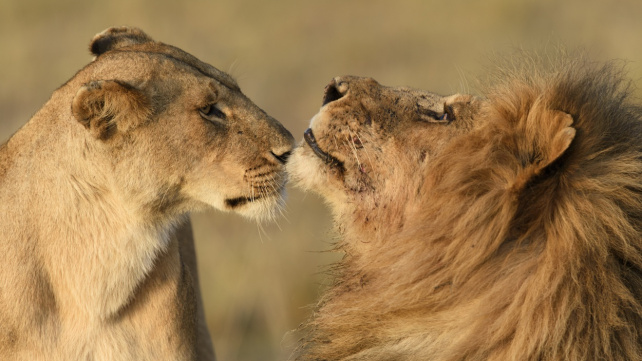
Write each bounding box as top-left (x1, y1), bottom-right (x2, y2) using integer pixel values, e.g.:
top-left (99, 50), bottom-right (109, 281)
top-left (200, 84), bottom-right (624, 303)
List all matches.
top-left (71, 80), bottom-right (151, 140)
top-left (527, 107), bottom-right (576, 171)
top-left (511, 108), bottom-right (576, 190)
top-left (90, 27), bottom-right (153, 57)
top-left (542, 111), bottom-right (576, 168)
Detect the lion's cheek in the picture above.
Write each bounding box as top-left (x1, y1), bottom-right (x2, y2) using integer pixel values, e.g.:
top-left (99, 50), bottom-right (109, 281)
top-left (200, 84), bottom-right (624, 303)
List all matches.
top-left (308, 111), bottom-right (328, 130)
top-left (287, 146), bottom-right (325, 190)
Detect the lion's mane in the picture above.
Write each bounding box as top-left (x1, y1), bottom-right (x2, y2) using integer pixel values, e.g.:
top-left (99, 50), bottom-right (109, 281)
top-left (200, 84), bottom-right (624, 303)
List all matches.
top-left (296, 59), bottom-right (642, 360)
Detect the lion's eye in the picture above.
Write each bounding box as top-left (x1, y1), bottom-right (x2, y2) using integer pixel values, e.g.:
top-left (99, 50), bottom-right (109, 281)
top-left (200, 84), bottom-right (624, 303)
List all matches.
top-left (199, 104), bottom-right (226, 121)
top-left (416, 102), bottom-right (457, 124)
top-left (442, 104), bottom-right (455, 121)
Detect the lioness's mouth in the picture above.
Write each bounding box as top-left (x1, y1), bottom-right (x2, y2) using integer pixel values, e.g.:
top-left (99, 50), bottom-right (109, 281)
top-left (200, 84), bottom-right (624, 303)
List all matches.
top-left (303, 128), bottom-right (344, 167)
top-left (225, 183), bottom-right (287, 209)
top-left (225, 196), bottom-right (259, 208)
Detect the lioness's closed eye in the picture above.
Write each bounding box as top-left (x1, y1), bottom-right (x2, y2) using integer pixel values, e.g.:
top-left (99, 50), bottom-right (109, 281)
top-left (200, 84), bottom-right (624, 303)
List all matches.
top-left (288, 60), bottom-right (642, 360)
top-left (0, 27), bottom-right (293, 361)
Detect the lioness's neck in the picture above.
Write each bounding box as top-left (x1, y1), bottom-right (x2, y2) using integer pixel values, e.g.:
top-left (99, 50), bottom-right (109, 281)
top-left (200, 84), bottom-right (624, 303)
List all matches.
top-left (2, 103), bottom-right (179, 321)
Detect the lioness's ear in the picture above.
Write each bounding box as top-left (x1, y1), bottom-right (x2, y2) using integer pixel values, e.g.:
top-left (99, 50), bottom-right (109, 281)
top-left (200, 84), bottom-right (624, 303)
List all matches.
top-left (90, 27), bottom-right (154, 57)
top-left (72, 80), bottom-right (151, 140)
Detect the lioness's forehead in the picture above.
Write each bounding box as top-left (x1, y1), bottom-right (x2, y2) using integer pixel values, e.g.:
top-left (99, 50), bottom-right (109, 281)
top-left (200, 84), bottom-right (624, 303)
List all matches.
top-left (94, 42), bottom-right (240, 91)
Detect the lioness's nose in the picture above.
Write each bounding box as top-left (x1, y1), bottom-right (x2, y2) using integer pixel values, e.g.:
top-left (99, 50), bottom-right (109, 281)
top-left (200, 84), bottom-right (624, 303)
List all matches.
top-left (271, 149), bottom-right (292, 164)
top-left (262, 113), bottom-right (294, 165)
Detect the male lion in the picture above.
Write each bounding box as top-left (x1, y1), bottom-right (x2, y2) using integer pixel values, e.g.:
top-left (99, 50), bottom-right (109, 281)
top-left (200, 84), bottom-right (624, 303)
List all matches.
top-left (288, 59), bottom-right (642, 360)
top-left (0, 27), bottom-right (293, 361)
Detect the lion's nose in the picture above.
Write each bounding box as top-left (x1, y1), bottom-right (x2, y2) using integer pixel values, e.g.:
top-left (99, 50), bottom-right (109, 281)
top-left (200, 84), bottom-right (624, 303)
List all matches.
top-left (322, 78), bottom-right (350, 106)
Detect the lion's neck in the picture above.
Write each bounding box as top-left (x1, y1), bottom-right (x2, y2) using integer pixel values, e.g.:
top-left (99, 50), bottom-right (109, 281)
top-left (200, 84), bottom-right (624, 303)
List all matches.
top-left (333, 188), bottom-right (418, 255)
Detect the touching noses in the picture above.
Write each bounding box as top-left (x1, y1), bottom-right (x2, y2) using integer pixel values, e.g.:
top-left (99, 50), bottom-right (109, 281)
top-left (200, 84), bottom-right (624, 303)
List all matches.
top-left (268, 121), bottom-right (295, 165)
top-left (271, 148), bottom-right (292, 164)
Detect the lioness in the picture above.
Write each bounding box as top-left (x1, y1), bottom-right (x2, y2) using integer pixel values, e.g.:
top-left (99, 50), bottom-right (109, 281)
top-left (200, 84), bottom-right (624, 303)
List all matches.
top-left (0, 27), bottom-right (293, 361)
top-left (288, 60), bottom-right (642, 360)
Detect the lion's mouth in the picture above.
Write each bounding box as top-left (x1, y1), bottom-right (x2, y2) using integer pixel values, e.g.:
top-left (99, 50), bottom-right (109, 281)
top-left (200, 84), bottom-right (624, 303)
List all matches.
top-left (303, 128), bottom-right (344, 168)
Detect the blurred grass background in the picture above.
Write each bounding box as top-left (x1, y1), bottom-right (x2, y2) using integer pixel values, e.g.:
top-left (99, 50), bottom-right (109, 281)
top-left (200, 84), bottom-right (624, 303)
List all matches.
top-left (1, 0), bottom-right (641, 360)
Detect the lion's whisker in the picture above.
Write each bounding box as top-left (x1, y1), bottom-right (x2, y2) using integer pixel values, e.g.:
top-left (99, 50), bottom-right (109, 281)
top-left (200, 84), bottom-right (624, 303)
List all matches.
top-left (354, 132), bottom-right (375, 169)
top-left (345, 135), bottom-right (362, 170)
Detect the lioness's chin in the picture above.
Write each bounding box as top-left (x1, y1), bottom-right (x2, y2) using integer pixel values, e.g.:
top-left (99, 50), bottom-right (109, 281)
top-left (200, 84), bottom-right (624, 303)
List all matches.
top-left (187, 174), bottom-right (288, 221)
top-left (226, 192), bottom-right (286, 221)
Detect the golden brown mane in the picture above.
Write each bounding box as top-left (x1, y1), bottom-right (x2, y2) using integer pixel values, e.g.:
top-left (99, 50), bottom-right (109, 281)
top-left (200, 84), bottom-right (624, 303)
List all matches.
top-left (293, 59), bottom-right (642, 360)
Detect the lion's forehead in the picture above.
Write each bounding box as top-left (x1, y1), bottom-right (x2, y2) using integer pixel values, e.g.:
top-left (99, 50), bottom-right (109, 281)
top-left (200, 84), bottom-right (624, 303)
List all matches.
top-left (345, 82), bottom-right (447, 108)
top-left (335, 86), bottom-right (448, 119)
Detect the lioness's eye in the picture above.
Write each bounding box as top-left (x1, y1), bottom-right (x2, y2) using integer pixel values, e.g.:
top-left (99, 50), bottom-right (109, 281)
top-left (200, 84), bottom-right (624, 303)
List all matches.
top-left (199, 104), bottom-right (226, 121)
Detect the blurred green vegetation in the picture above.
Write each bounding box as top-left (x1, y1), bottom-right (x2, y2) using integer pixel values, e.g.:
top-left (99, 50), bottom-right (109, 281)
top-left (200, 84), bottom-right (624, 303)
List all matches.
top-left (1, 0), bottom-right (641, 360)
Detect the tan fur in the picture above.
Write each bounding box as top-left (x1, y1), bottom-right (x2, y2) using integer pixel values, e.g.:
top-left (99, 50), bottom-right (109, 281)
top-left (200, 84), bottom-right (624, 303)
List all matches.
top-left (0, 27), bottom-right (293, 361)
top-left (288, 59), bottom-right (642, 360)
